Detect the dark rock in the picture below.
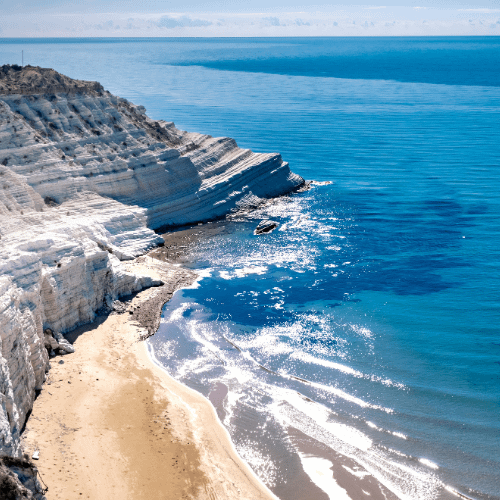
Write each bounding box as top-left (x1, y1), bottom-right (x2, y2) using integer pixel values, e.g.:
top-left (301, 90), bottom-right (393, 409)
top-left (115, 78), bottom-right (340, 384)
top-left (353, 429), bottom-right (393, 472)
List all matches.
top-left (43, 329), bottom-right (60, 354)
top-left (43, 197), bottom-right (59, 207)
top-left (44, 334), bottom-right (59, 352)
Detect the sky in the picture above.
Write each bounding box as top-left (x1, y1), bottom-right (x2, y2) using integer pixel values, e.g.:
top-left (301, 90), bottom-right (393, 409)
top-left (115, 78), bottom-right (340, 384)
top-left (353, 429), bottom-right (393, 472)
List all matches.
top-left (1, 0), bottom-right (500, 36)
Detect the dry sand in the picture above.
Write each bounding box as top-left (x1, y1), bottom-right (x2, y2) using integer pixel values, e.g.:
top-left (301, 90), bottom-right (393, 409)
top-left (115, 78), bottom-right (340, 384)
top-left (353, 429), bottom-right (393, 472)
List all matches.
top-left (22, 256), bottom-right (276, 500)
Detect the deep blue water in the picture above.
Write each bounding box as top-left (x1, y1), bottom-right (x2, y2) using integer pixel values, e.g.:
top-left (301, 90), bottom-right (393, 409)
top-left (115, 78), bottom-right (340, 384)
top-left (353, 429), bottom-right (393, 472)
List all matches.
top-left (2, 37), bottom-right (499, 499)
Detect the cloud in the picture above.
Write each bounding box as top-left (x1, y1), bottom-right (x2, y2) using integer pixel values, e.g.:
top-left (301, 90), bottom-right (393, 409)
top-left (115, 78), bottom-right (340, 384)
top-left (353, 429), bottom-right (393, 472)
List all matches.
top-left (157, 15), bottom-right (212, 29)
top-left (262, 16), bottom-right (281, 27)
top-left (94, 20), bottom-right (115, 30)
top-left (3, 6), bottom-right (500, 37)
top-left (295, 18), bottom-right (310, 26)
top-left (459, 8), bottom-right (500, 13)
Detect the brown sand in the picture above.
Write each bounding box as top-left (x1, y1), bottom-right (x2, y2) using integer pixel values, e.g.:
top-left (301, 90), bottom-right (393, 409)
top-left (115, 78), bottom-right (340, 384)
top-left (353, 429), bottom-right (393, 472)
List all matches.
top-left (22, 256), bottom-right (276, 500)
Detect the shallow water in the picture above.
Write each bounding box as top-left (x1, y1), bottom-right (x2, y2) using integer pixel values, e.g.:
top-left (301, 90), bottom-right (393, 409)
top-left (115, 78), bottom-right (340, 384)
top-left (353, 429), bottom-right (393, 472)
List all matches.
top-left (2, 37), bottom-right (499, 499)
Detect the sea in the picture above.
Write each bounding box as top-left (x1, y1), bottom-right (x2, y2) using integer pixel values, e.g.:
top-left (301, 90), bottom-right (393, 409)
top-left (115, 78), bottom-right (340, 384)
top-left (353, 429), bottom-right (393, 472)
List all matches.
top-left (1, 37), bottom-right (499, 500)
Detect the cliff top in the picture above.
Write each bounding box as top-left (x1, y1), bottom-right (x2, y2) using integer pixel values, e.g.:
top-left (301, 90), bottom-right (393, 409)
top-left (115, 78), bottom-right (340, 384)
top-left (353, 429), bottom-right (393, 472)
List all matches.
top-left (0, 65), bottom-right (105, 96)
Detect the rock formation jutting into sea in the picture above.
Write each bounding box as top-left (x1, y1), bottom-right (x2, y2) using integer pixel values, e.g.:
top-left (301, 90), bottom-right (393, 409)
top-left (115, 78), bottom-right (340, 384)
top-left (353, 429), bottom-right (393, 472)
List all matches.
top-left (0, 64), bottom-right (304, 495)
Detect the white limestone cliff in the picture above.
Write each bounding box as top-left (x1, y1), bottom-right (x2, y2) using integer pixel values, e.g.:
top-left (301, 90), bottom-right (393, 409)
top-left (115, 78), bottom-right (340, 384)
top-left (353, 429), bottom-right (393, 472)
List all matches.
top-left (0, 65), bottom-right (303, 462)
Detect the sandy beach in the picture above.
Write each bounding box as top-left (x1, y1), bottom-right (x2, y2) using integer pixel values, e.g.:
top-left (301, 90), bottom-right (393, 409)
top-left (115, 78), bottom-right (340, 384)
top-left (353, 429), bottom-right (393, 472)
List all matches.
top-left (21, 254), bottom-right (277, 500)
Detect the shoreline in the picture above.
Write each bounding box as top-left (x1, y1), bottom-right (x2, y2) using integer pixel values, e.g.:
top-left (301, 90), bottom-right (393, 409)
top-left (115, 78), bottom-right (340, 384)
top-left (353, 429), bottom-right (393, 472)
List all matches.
top-left (16, 224), bottom-right (474, 500)
top-left (21, 253), bottom-right (277, 500)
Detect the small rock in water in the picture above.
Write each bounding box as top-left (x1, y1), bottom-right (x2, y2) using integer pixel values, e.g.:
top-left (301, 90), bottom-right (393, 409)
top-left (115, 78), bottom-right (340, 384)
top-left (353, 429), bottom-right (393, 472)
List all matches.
top-left (254, 220), bottom-right (279, 235)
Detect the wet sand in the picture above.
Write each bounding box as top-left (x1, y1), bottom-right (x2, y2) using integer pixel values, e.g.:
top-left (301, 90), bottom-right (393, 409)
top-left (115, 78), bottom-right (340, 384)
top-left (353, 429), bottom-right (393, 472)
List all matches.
top-left (21, 255), bottom-right (277, 500)
top-left (285, 427), bottom-right (399, 500)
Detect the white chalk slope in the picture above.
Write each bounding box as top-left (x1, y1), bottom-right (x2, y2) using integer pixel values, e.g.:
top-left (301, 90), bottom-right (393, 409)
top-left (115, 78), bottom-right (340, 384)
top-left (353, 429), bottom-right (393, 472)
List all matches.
top-left (0, 84), bottom-right (303, 456)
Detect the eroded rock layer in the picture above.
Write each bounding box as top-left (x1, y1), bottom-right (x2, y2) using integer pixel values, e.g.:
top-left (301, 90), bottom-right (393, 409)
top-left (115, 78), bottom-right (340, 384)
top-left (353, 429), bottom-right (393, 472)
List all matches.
top-left (0, 66), bottom-right (303, 460)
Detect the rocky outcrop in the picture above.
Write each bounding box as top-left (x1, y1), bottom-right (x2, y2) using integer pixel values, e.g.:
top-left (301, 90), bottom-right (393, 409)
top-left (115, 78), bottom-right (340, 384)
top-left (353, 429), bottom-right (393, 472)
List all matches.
top-left (0, 66), bottom-right (303, 465)
top-left (0, 64), bottom-right (104, 96)
top-left (0, 456), bottom-right (46, 499)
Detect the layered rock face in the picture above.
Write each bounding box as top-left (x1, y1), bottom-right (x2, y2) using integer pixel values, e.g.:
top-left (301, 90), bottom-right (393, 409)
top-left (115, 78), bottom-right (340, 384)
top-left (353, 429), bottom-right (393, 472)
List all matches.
top-left (0, 66), bottom-right (304, 460)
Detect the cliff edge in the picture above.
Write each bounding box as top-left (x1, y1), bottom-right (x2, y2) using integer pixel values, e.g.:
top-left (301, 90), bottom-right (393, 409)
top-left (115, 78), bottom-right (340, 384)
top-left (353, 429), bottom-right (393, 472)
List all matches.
top-left (0, 65), bottom-right (303, 472)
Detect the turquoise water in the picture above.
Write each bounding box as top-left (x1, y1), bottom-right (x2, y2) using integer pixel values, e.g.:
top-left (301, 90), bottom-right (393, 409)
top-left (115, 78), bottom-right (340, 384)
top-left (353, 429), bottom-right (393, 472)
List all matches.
top-left (2, 37), bottom-right (499, 499)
